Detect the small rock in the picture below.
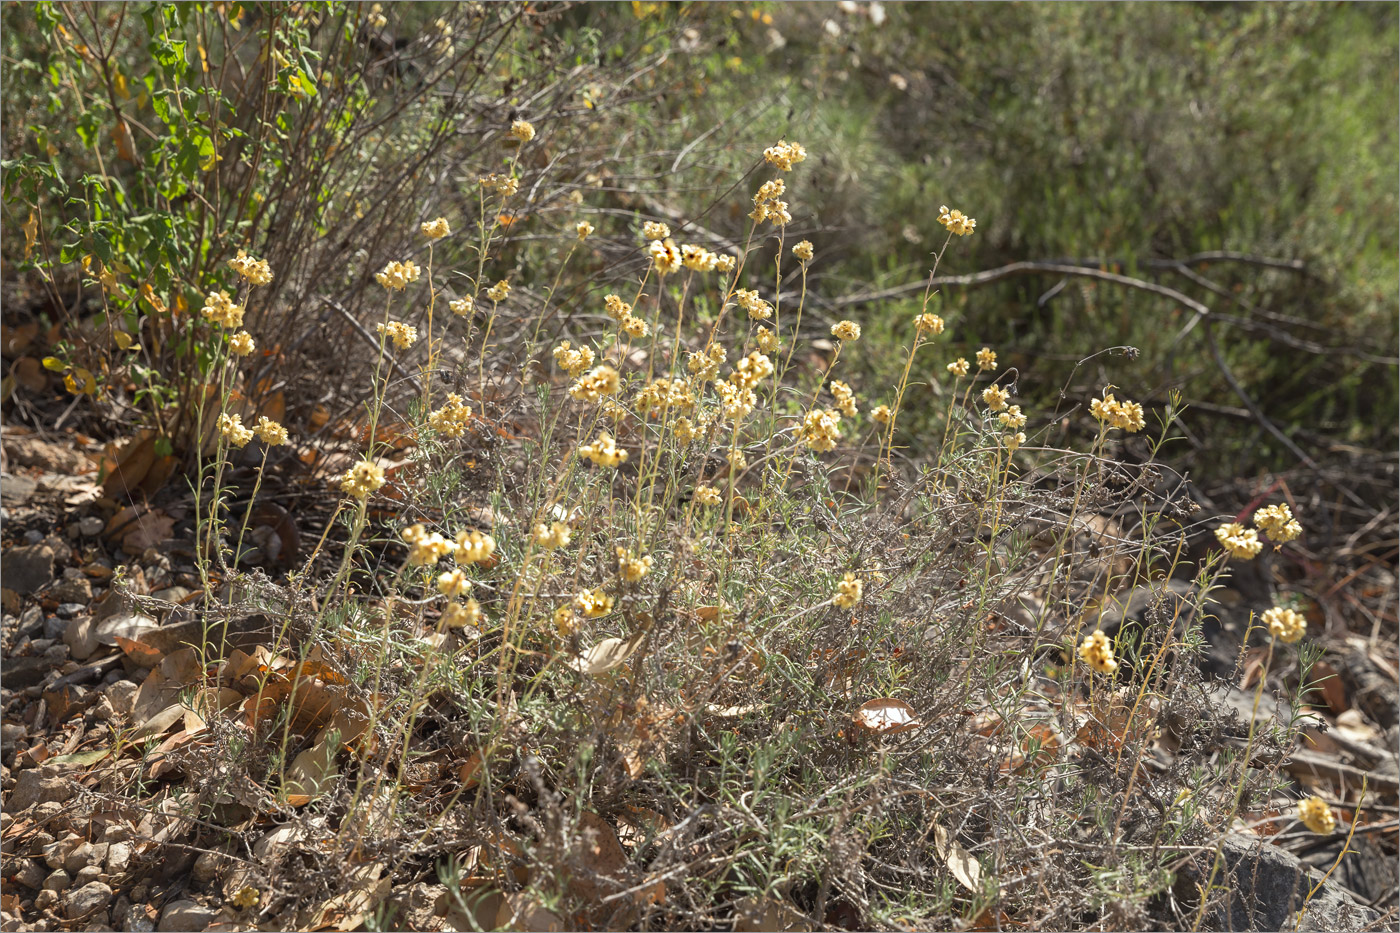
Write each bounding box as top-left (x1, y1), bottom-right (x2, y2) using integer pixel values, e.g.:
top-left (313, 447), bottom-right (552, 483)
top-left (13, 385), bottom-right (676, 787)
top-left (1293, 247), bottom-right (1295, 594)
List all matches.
top-left (73, 865), bottom-right (103, 887)
top-left (17, 604), bottom-right (44, 637)
top-left (63, 881), bottom-right (113, 920)
top-left (64, 842), bottom-right (97, 874)
top-left (51, 573), bottom-right (92, 605)
top-left (43, 869), bottom-right (72, 892)
top-left (191, 850), bottom-right (227, 884)
top-left (1, 722), bottom-right (26, 752)
top-left (105, 682), bottom-right (137, 717)
top-left (14, 859), bottom-right (47, 889)
top-left (45, 834), bottom-right (82, 870)
top-left (35, 887), bottom-right (59, 911)
top-left (10, 767), bottom-right (74, 810)
top-left (117, 902), bottom-right (156, 933)
top-left (43, 614), bottom-right (68, 638)
top-left (41, 535), bottom-right (72, 566)
top-left (78, 517), bottom-right (104, 537)
top-left (23, 831), bottom-right (55, 858)
top-left (63, 616), bottom-right (99, 661)
top-left (150, 586), bottom-right (190, 605)
top-left (43, 644), bottom-right (69, 664)
top-left (157, 899), bottom-right (217, 932)
top-left (24, 530), bottom-right (44, 545)
top-left (101, 825), bottom-right (131, 844)
top-left (56, 603), bottom-right (87, 619)
top-left (104, 842), bottom-right (131, 874)
top-left (88, 696), bottom-right (116, 722)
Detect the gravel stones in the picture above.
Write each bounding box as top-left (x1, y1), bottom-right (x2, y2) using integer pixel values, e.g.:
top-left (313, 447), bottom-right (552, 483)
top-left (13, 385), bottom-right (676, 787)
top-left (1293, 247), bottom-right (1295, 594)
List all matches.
top-left (2, 544), bottom-right (54, 595)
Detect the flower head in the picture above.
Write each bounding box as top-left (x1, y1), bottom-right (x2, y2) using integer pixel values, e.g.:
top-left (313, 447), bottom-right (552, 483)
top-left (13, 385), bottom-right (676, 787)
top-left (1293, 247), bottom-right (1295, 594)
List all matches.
top-left (254, 416), bottom-right (288, 446)
top-left (833, 572), bottom-right (862, 609)
top-left (756, 327), bottom-right (780, 353)
top-left (998, 405), bottom-right (1026, 429)
top-left (1006, 431), bottom-right (1026, 453)
top-left (429, 393), bottom-right (473, 437)
top-left (421, 217), bottom-right (451, 239)
top-left (1297, 796), bottom-right (1335, 834)
top-left (486, 280), bottom-right (510, 303)
top-left (449, 295), bottom-right (474, 317)
top-left (616, 547), bottom-right (653, 583)
top-left (437, 568), bottom-right (472, 598)
top-left (735, 289), bottom-right (773, 320)
top-left (830, 380), bottom-right (858, 418)
top-left (510, 119), bottom-right (536, 142)
top-left (403, 524), bottom-right (453, 566)
top-left (649, 238), bottom-right (682, 276)
top-left (1077, 630), bottom-right (1118, 675)
top-left (375, 260), bottom-right (421, 291)
top-left (976, 347), bottom-right (997, 371)
top-left (871, 404), bottom-right (892, 424)
top-left (1263, 606), bottom-right (1307, 644)
top-left (937, 205), bottom-right (977, 237)
top-left (570, 365), bottom-right (621, 403)
top-left (695, 485), bottom-right (722, 506)
top-left (219, 413), bottom-right (254, 449)
top-left (454, 530), bottom-right (496, 564)
top-left (641, 221), bottom-right (671, 241)
top-left (914, 313), bottom-right (945, 336)
top-left (831, 320), bottom-right (861, 342)
top-left (479, 173), bottom-right (519, 196)
top-left (202, 290), bottom-right (243, 329)
top-left (574, 588), bottom-right (614, 619)
top-left (792, 240), bottom-right (814, 263)
top-left (532, 521), bottom-right (573, 550)
top-left (947, 358), bottom-right (970, 377)
top-left (376, 320), bottom-right (418, 350)
top-left (228, 249), bottom-right (273, 285)
top-left (1254, 504), bottom-right (1302, 544)
top-left (982, 385), bottom-right (1010, 412)
top-left (763, 140), bottom-right (808, 172)
top-left (579, 431), bottom-right (628, 467)
top-left (229, 331), bottom-right (256, 357)
top-left (340, 460), bottom-right (386, 499)
top-left (575, 220), bottom-right (594, 240)
top-left (442, 599), bottom-right (483, 630)
top-left (553, 341), bottom-right (596, 377)
top-left (799, 407), bottom-right (843, 452)
top-left (1215, 522), bottom-right (1263, 561)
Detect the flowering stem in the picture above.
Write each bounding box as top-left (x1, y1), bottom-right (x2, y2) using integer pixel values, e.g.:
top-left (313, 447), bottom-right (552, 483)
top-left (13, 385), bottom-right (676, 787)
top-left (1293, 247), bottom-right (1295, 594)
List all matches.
top-left (231, 446), bottom-right (270, 569)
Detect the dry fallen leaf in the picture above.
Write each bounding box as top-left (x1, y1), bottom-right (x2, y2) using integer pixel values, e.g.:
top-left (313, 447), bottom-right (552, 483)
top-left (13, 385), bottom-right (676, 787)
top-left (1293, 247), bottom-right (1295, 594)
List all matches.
top-left (852, 698), bottom-right (923, 736)
top-left (933, 822), bottom-right (982, 893)
top-left (568, 634), bottom-right (644, 675)
top-left (283, 736), bottom-right (339, 805)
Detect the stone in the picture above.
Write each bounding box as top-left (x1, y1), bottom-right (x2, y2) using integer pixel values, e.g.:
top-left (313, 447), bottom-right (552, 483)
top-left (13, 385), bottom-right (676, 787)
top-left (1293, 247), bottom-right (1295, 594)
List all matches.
top-left (35, 887), bottom-right (59, 911)
top-left (14, 859), bottom-right (47, 889)
top-left (116, 902), bottom-right (156, 933)
top-left (43, 644), bottom-right (68, 664)
top-left (191, 850), bottom-right (227, 884)
top-left (64, 842), bottom-right (98, 873)
top-left (78, 517), bottom-right (104, 537)
top-left (104, 842), bottom-right (131, 874)
top-left (43, 614), bottom-right (68, 638)
top-left (43, 869), bottom-right (72, 892)
top-left (105, 681), bottom-right (137, 717)
top-left (45, 834), bottom-right (82, 870)
top-left (2, 656), bottom-right (51, 690)
top-left (9, 768), bottom-right (74, 810)
top-left (52, 572), bottom-right (92, 605)
top-left (63, 882), bottom-right (113, 921)
top-left (1, 722), bottom-right (26, 752)
top-left (73, 866), bottom-right (102, 887)
top-left (157, 900), bottom-right (218, 932)
top-left (63, 616), bottom-right (99, 661)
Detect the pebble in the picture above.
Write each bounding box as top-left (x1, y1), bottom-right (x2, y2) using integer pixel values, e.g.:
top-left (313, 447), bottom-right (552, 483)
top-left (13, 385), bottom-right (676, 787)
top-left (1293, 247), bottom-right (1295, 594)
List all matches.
top-left (105, 682), bottom-right (138, 717)
top-left (104, 842), bottom-right (131, 874)
top-left (191, 850), bottom-right (227, 884)
top-left (42, 869), bottom-right (71, 892)
top-left (11, 769), bottom-right (74, 811)
top-left (78, 517), bottom-right (103, 537)
top-left (63, 616), bottom-right (98, 661)
top-left (43, 614), bottom-right (68, 638)
top-left (157, 900), bottom-right (218, 932)
top-left (118, 902), bottom-right (155, 933)
top-left (1, 723), bottom-right (26, 752)
top-left (63, 881), bottom-right (113, 921)
top-left (55, 603), bottom-right (87, 620)
top-left (35, 888), bottom-right (59, 911)
top-left (14, 859), bottom-right (47, 889)
top-left (64, 842), bottom-right (98, 873)
top-left (73, 865), bottom-right (103, 887)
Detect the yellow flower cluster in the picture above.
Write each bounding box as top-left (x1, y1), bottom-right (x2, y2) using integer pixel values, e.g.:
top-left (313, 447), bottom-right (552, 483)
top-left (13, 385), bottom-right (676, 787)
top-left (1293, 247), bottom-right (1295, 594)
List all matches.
top-left (570, 365), bottom-right (621, 403)
top-left (219, 412), bottom-right (254, 448)
top-left (947, 358), bottom-right (970, 377)
top-left (375, 260), bottom-right (421, 291)
top-left (800, 408), bottom-right (843, 452)
top-left (403, 523), bottom-right (454, 566)
top-left (831, 380), bottom-right (858, 417)
top-left (727, 448), bottom-right (748, 471)
top-left (532, 521), bottom-right (572, 549)
top-left (449, 295), bottom-right (474, 317)
top-left (366, 3), bottom-right (387, 29)
top-left (479, 173), bottom-right (519, 196)
top-left (833, 572), bottom-right (862, 609)
top-left (998, 405), bottom-right (1026, 429)
top-left (421, 217), bottom-right (451, 239)
top-left (617, 547), bottom-right (653, 582)
top-left (914, 313), bottom-right (945, 335)
top-left (575, 220), bottom-right (594, 239)
top-left (695, 485), bottom-right (722, 506)
top-left (976, 347), bottom-right (997, 371)
top-left (1089, 390), bottom-right (1146, 433)
top-left (982, 385), bottom-right (1010, 412)
top-left (635, 377), bottom-right (694, 417)
top-left (442, 599), bottom-right (483, 630)
top-left (575, 588), bottom-right (614, 619)
top-left (749, 178), bottom-right (792, 226)
top-left (641, 221), bottom-right (671, 241)
top-left (621, 313), bottom-right (649, 338)
top-left (715, 253), bottom-right (737, 274)
top-left (732, 351), bottom-right (774, 390)
top-left (1215, 522), bottom-right (1263, 561)
top-left (437, 568), bottom-right (472, 598)
top-left (937, 205), bottom-right (977, 237)
top-left (1254, 504), bottom-right (1302, 544)
top-left (1297, 796), bottom-right (1335, 834)
top-left (228, 249), bottom-right (273, 285)
top-left (792, 240), bottom-right (814, 262)
top-left (735, 289), bottom-right (773, 320)
top-left (510, 119), bottom-right (536, 142)
top-left (553, 605), bottom-right (578, 636)
top-left (340, 460), bottom-right (386, 499)
top-left (486, 280), bottom-right (510, 302)
top-left (454, 529), bottom-right (496, 564)
top-left (649, 238), bottom-right (682, 275)
top-left (229, 331), bottom-right (255, 356)
top-left (763, 139), bottom-right (807, 171)
top-left (831, 320), bottom-right (861, 342)
top-left (429, 393), bottom-right (472, 437)
top-left (681, 243), bottom-right (722, 272)
top-left (1006, 431), bottom-right (1026, 453)
top-left (377, 320), bottom-right (418, 350)
top-left (1077, 630), bottom-right (1118, 675)
top-left (580, 431), bottom-right (628, 467)
top-left (603, 294), bottom-right (631, 320)
top-left (715, 380), bottom-right (757, 421)
top-left (202, 290), bottom-right (243, 329)
top-left (254, 416), bottom-right (288, 446)
top-left (1262, 606), bottom-right (1306, 643)
top-left (756, 327), bottom-right (780, 353)
top-left (688, 344), bottom-right (726, 383)
top-left (553, 341), bottom-right (596, 377)
top-left (673, 416), bottom-right (699, 445)
top-left (871, 404), bottom-right (891, 424)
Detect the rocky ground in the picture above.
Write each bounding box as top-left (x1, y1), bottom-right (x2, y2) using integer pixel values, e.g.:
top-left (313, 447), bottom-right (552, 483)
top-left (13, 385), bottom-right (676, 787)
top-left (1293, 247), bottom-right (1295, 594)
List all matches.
top-left (1, 424), bottom-right (1397, 932)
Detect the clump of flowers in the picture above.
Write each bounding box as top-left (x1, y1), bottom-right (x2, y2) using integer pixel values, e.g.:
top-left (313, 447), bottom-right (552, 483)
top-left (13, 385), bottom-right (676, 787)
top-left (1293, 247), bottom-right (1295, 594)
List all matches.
top-left (1297, 796), bottom-right (1336, 834)
top-left (982, 385), bottom-right (1010, 412)
top-left (580, 432), bottom-right (628, 467)
top-left (635, 378), bottom-right (694, 417)
top-left (1077, 630), bottom-right (1118, 675)
top-left (714, 253), bottom-right (737, 274)
top-left (1262, 606), bottom-right (1307, 643)
top-left (454, 530), bottom-right (496, 564)
top-left (641, 221), bottom-right (671, 241)
top-left (449, 295), bottom-right (474, 317)
top-left (570, 364), bottom-right (621, 403)
top-left (228, 249), bottom-right (274, 285)
top-left (375, 260), bottom-right (421, 291)
top-left (976, 347), bottom-right (997, 371)
top-left (617, 548), bottom-right (653, 582)
top-left (649, 238), bottom-right (682, 276)
top-left (486, 280), bottom-right (510, 302)
top-left (532, 521), bottom-right (572, 550)
top-left (871, 404), bottom-right (892, 424)
top-left (749, 178), bottom-right (792, 226)
top-left (792, 240), bottom-right (814, 262)
top-left (681, 244), bottom-right (720, 272)
top-left (1215, 522), bottom-right (1263, 561)
top-left (1089, 390), bottom-right (1146, 433)
top-left (695, 485), bottom-right (722, 506)
top-left (914, 313), bottom-right (945, 335)
top-left (727, 448), bottom-right (748, 471)
top-left (688, 344), bottom-right (726, 383)
top-left (830, 380), bottom-right (858, 417)
top-left (479, 173), bottom-right (519, 196)
top-left (366, 3), bottom-right (387, 30)
top-left (715, 380), bottom-right (757, 421)
top-left (763, 139), bottom-right (807, 172)
top-left (937, 205), bottom-right (977, 237)
top-left (442, 599), bottom-right (483, 630)
top-left (831, 320), bottom-right (861, 342)
top-left (1254, 504), bottom-right (1302, 544)
top-left (377, 320), bottom-right (418, 350)
top-left (673, 417), bottom-right (699, 445)
top-left (510, 119), bottom-right (536, 142)
top-left (1006, 431), bottom-right (1026, 453)
top-left (202, 290), bottom-right (243, 329)
top-left (421, 217), bottom-right (451, 239)
top-left (429, 393), bottom-right (473, 437)
top-left (603, 294), bottom-right (631, 320)
top-left (253, 417), bottom-right (288, 446)
top-left (735, 289), bottom-right (773, 320)
top-left (732, 351), bottom-right (774, 390)
top-left (575, 220), bottom-right (595, 240)
top-left (219, 413), bottom-right (254, 449)
top-left (403, 523), bottom-right (453, 566)
top-left (229, 331), bottom-right (255, 357)
top-left (833, 572), bottom-right (862, 609)
top-left (340, 460), bottom-right (386, 499)
top-left (437, 568), bottom-right (472, 598)
top-left (799, 408), bottom-right (843, 452)
top-left (998, 405), bottom-right (1027, 429)
top-left (756, 327), bottom-right (780, 353)
top-left (947, 358), bottom-right (970, 377)
top-left (621, 313), bottom-right (649, 339)
top-left (575, 588), bottom-right (614, 619)
top-left (553, 342), bottom-right (596, 378)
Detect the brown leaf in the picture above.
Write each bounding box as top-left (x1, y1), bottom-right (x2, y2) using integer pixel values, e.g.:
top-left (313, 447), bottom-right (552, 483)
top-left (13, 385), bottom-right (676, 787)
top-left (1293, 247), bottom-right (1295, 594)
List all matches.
top-left (568, 634), bottom-right (645, 675)
top-left (853, 698), bottom-right (922, 735)
top-left (933, 823), bottom-right (982, 893)
top-left (10, 357), bottom-right (47, 392)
